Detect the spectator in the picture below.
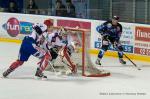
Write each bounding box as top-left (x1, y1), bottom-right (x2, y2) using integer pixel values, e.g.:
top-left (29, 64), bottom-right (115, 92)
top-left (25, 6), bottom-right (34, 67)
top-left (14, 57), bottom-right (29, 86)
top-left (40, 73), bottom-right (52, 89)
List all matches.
top-left (7, 0), bottom-right (19, 13)
top-left (27, 0), bottom-right (38, 14)
top-left (66, 0), bottom-right (76, 17)
top-left (55, 0), bottom-right (67, 17)
top-left (0, 5), bottom-right (4, 12)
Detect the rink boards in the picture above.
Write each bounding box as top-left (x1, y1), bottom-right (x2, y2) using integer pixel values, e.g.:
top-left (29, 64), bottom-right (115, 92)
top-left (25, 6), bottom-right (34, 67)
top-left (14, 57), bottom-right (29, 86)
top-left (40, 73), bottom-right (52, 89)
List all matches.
top-left (0, 12), bottom-right (150, 62)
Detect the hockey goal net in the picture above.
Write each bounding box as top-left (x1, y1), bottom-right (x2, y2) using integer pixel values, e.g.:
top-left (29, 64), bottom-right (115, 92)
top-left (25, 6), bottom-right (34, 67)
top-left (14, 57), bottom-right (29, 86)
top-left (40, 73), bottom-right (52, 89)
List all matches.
top-left (47, 27), bottom-right (110, 77)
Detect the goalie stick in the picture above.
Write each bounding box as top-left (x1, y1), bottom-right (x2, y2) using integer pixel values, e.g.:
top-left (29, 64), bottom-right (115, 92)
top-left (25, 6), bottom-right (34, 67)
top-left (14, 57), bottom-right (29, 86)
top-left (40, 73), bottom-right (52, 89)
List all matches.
top-left (48, 61), bottom-right (61, 76)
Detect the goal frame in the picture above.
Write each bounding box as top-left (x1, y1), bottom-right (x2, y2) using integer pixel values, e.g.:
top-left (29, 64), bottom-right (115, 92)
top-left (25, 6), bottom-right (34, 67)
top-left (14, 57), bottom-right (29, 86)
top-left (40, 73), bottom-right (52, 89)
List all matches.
top-left (51, 27), bottom-right (110, 77)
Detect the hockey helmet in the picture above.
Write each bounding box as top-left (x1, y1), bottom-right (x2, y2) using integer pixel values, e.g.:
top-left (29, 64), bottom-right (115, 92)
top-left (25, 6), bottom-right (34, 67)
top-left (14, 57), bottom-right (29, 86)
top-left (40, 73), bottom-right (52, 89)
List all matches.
top-left (33, 23), bottom-right (48, 35)
top-left (59, 27), bottom-right (68, 36)
top-left (44, 19), bottom-right (53, 27)
top-left (112, 15), bottom-right (119, 20)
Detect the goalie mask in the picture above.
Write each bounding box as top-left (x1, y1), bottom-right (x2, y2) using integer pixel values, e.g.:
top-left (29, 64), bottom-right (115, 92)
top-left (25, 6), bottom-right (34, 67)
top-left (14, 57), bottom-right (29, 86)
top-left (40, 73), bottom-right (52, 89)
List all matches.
top-left (59, 27), bottom-right (68, 37)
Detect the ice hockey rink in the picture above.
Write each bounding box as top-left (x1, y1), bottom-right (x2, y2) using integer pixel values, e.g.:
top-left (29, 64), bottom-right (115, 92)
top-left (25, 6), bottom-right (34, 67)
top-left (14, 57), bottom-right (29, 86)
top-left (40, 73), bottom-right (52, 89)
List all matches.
top-left (0, 42), bottom-right (150, 99)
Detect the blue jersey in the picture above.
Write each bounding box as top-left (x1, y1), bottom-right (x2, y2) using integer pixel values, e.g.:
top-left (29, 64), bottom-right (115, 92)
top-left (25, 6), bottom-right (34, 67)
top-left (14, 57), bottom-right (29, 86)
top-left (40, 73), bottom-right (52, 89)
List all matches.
top-left (18, 23), bottom-right (48, 61)
top-left (96, 20), bottom-right (122, 41)
top-left (18, 36), bottom-right (38, 61)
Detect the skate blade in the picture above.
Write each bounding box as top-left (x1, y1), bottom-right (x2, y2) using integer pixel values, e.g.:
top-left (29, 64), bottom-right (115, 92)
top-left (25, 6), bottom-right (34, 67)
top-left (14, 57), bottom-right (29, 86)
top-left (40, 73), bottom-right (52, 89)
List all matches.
top-left (34, 76), bottom-right (48, 80)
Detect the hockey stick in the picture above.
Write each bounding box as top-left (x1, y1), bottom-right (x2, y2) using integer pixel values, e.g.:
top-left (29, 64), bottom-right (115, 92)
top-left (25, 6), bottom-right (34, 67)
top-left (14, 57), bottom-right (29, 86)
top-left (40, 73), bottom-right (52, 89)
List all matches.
top-left (48, 61), bottom-right (62, 75)
top-left (122, 53), bottom-right (141, 70)
top-left (106, 38), bottom-right (141, 70)
top-left (113, 44), bottom-right (141, 70)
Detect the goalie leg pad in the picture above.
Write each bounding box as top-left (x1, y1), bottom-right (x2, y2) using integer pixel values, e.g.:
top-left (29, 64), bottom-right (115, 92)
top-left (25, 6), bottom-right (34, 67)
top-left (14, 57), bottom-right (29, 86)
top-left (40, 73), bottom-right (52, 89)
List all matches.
top-left (63, 46), bottom-right (77, 73)
top-left (67, 45), bottom-right (75, 56)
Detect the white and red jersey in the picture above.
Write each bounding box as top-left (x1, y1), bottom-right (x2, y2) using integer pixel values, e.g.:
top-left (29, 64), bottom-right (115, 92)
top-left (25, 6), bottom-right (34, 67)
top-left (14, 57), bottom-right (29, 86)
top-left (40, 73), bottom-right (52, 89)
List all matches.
top-left (28, 30), bottom-right (44, 44)
top-left (40, 29), bottom-right (80, 54)
top-left (40, 31), bottom-right (65, 51)
top-left (29, 23), bottom-right (48, 45)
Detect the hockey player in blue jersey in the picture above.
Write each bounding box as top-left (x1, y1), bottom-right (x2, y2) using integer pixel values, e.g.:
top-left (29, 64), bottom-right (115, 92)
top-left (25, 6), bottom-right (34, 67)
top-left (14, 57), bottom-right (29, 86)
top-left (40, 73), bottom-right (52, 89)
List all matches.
top-left (95, 16), bottom-right (126, 65)
top-left (3, 23), bottom-right (51, 78)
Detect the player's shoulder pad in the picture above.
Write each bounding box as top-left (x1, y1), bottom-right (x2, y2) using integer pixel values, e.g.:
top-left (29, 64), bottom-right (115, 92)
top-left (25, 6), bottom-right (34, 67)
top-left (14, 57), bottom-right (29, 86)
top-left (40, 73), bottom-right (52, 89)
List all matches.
top-left (102, 20), bottom-right (112, 29)
top-left (117, 23), bottom-right (122, 32)
top-left (117, 22), bottom-right (122, 27)
top-left (103, 20), bottom-right (112, 25)
top-left (33, 23), bottom-right (47, 32)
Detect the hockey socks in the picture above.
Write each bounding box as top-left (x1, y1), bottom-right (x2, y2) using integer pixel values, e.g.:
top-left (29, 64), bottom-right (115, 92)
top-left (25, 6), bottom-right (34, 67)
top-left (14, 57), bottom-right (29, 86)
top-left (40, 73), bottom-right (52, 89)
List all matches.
top-left (118, 51), bottom-right (126, 64)
top-left (9, 60), bottom-right (24, 69)
top-left (63, 46), bottom-right (77, 73)
top-left (98, 49), bottom-right (105, 59)
top-left (3, 60), bottom-right (24, 77)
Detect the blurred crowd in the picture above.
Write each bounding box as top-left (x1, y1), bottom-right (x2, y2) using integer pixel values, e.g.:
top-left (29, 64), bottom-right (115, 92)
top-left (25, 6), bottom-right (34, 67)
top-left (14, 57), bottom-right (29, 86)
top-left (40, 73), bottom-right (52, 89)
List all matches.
top-left (0, 0), bottom-right (76, 18)
top-left (0, 0), bottom-right (22, 13)
top-left (55, 0), bottom-right (75, 17)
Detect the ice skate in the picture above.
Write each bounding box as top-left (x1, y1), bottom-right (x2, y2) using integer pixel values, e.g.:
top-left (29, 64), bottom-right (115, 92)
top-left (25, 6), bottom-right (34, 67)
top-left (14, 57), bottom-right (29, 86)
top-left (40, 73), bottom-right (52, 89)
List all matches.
top-left (95, 58), bottom-right (101, 65)
top-left (35, 68), bottom-right (47, 79)
top-left (119, 58), bottom-right (126, 64)
top-left (3, 68), bottom-right (13, 78)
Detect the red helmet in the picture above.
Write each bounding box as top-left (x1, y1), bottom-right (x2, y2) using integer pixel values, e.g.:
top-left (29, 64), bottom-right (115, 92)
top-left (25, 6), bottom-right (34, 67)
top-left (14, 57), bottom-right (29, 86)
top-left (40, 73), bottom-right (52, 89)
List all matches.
top-left (44, 19), bottom-right (53, 27)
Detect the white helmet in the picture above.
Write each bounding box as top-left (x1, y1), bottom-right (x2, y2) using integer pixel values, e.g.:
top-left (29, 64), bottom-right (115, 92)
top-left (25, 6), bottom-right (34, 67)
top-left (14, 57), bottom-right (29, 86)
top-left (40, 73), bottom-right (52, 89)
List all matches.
top-left (59, 27), bottom-right (68, 36)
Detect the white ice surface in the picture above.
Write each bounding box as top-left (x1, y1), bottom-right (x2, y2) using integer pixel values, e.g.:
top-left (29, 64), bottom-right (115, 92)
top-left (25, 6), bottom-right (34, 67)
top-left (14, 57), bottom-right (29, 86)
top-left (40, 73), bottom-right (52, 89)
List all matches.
top-left (0, 42), bottom-right (150, 99)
